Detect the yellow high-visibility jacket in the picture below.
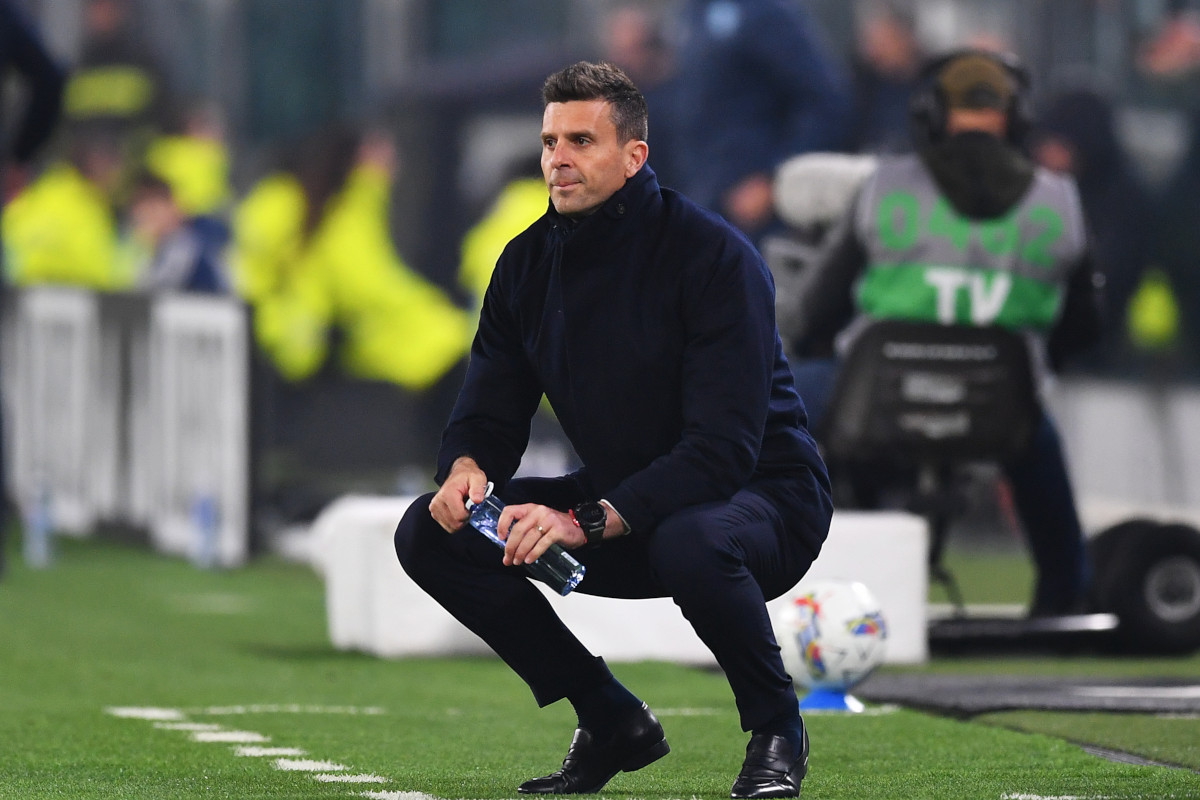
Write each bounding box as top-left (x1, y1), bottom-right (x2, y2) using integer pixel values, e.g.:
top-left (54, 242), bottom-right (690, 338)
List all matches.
top-left (144, 134), bottom-right (232, 217)
top-left (232, 164), bottom-right (471, 391)
top-left (3, 163), bottom-right (132, 290)
top-left (458, 177), bottom-right (547, 309)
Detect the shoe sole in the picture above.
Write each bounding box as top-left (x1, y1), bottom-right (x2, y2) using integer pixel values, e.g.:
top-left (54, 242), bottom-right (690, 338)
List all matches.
top-left (622, 737), bottom-right (670, 773)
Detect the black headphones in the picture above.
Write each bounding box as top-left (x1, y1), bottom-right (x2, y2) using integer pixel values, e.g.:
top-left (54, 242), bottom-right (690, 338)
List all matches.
top-left (908, 48), bottom-right (1032, 148)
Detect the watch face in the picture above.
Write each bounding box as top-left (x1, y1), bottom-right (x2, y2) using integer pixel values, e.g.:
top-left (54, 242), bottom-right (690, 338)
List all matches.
top-left (575, 502), bottom-right (606, 530)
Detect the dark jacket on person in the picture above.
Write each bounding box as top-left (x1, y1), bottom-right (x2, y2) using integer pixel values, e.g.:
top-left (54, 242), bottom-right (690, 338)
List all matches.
top-left (670, 0), bottom-right (852, 210)
top-left (436, 165), bottom-right (828, 543)
top-left (0, 1), bottom-right (65, 167)
top-left (1037, 89), bottom-right (1152, 350)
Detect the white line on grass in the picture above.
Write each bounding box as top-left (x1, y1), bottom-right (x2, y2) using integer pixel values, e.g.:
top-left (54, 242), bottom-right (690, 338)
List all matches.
top-left (154, 722), bottom-right (222, 731)
top-left (359, 793), bottom-right (442, 800)
top-left (1001, 794), bottom-right (1115, 799)
top-left (167, 592), bottom-right (253, 615)
top-left (191, 730), bottom-right (270, 743)
top-left (234, 746), bottom-right (307, 757)
top-left (1070, 686), bottom-right (1200, 700)
top-left (108, 704), bottom-right (400, 793)
top-left (105, 707), bottom-right (184, 720)
top-left (191, 703), bottom-right (386, 716)
top-left (801, 704), bottom-right (901, 716)
top-left (312, 774), bottom-right (389, 783)
top-left (274, 758), bottom-right (347, 772)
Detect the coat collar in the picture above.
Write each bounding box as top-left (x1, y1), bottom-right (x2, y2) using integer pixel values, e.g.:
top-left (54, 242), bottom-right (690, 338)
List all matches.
top-left (546, 165), bottom-right (661, 231)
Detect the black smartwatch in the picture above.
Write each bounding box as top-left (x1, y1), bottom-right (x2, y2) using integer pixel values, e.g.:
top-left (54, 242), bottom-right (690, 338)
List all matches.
top-left (571, 501), bottom-right (607, 547)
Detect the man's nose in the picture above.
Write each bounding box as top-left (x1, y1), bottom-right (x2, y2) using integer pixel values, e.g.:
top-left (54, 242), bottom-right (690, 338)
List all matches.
top-left (549, 145), bottom-right (572, 169)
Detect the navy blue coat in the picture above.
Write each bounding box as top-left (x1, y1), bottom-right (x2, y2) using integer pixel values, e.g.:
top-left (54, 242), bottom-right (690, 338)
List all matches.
top-left (670, 0), bottom-right (852, 209)
top-left (436, 165), bottom-right (828, 537)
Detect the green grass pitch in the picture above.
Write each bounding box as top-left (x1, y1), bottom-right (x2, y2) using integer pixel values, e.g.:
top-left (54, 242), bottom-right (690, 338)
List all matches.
top-left (1, 534), bottom-right (1198, 799)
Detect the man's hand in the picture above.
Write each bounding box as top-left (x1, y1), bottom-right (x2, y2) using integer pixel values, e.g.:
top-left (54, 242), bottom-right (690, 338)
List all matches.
top-left (723, 173), bottom-right (775, 233)
top-left (497, 504), bottom-right (587, 566)
top-left (428, 457), bottom-right (489, 532)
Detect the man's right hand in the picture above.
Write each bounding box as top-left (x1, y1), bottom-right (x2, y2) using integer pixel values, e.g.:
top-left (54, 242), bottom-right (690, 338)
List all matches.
top-left (428, 456), bottom-right (489, 532)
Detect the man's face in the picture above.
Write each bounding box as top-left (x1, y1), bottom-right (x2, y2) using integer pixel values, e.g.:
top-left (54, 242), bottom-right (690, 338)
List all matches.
top-left (945, 107), bottom-right (1009, 139)
top-left (541, 99), bottom-right (646, 218)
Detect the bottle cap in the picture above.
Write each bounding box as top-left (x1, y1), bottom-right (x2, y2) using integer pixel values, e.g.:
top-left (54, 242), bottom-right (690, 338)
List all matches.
top-left (464, 481), bottom-right (495, 511)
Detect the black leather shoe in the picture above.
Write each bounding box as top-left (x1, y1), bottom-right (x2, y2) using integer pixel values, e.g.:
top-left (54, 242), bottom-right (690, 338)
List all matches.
top-left (730, 728), bottom-right (809, 799)
top-left (517, 702), bottom-right (670, 794)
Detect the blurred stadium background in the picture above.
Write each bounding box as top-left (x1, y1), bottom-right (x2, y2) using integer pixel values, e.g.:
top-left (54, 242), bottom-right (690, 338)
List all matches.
top-left (5, 3), bottom-right (1200, 796)
top-left (6, 0), bottom-right (1200, 574)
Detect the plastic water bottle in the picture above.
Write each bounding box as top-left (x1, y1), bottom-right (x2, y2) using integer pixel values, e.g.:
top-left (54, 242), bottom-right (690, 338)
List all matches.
top-left (23, 488), bottom-right (54, 568)
top-left (465, 482), bottom-right (586, 595)
top-left (191, 494), bottom-right (220, 569)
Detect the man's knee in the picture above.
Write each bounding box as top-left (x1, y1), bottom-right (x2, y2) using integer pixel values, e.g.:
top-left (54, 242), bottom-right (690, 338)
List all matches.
top-left (394, 491), bottom-right (439, 575)
top-left (647, 510), bottom-right (736, 598)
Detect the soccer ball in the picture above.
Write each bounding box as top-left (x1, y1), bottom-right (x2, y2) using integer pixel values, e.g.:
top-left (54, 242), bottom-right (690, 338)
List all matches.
top-left (772, 579), bottom-right (888, 691)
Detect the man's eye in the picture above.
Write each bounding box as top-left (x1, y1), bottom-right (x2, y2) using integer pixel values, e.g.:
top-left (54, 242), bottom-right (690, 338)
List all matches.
top-left (543, 139), bottom-right (555, 149)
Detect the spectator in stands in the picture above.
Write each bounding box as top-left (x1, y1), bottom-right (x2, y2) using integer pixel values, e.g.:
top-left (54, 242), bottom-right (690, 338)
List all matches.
top-left (600, 3), bottom-right (682, 188)
top-left (1032, 86), bottom-right (1155, 374)
top-left (787, 50), bottom-right (1103, 617)
top-left (457, 154), bottom-right (546, 315)
top-left (63, 0), bottom-right (175, 206)
top-left (667, 0), bottom-right (853, 237)
top-left (0, 0), bottom-right (66, 578)
top-left (128, 172), bottom-right (228, 293)
top-left (231, 123), bottom-right (471, 394)
top-left (3, 125), bottom-right (132, 290)
top-left (1, 1), bottom-right (66, 203)
top-left (1136, 3), bottom-right (1200, 375)
top-left (143, 101), bottom-right (232, 221)
top-left (848, 1), bottom-right (925, 154)
top-left (129, 101), bottom-right (233, 294)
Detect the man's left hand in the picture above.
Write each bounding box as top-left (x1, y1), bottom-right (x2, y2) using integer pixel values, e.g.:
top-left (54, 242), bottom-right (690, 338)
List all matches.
top-left (497, 504), bottom-right (586, 566)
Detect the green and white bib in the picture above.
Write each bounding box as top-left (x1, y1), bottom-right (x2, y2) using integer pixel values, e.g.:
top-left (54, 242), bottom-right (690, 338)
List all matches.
top-left (852, 154), bottom-right (1086, 332)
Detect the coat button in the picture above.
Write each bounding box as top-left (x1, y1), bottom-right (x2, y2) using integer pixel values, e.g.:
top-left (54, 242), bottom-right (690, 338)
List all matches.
top-left (616, 203), bottom-right (626, 215)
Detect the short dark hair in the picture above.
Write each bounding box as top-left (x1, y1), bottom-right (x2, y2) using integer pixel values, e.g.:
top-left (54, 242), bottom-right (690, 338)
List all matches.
top-left (542, 61), bottom-right (649, 143)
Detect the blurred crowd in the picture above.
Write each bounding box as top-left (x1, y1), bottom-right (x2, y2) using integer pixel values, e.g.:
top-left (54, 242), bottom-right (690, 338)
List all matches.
top-left (6, 0), bottom-right (1200, 511)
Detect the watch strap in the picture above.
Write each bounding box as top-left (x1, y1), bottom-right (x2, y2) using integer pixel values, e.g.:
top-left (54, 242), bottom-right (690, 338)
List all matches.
top-left (570, 504), bottom-right (606, 546)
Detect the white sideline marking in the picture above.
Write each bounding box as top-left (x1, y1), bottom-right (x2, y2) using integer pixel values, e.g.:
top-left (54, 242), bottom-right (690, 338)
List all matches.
top-left (154, 722), bottom-right (221, 731)
top-left (636, 704), bottom-right (902, 718)
top-left (192, 730), bottom-right (269, 743)
top-left (234, 746), bottom-right (307, 757)
top-left (274, 758), bottom-right (347, 772)
top-left (803, 703), bottom-right (901, 717)
top-left (168, 592), bottom-right (253, 615)
top-left (109, 703), bottom-right (400, 788)
top-left (1001, 794), bottom-right (1114, 799)
top-left (360, 793), bottom-right (441, 800)
top-left (192, 704), bottom-right (386, 716)
top-left (105, 706), bottom-right (184, 721)
top-left (312, 773), bottom-right (388, 783)
top-left (1071, 686), bottom-right (1200, 700)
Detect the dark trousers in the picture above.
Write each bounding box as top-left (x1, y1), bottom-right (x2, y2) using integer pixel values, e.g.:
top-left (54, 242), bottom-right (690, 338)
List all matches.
top-left (791, 357), bottom-right (1089, 614)
top-left (394, 470), bottom-right (831, 732)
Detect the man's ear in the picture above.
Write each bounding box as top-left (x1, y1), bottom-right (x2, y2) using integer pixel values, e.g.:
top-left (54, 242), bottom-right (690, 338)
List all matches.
top-left (625, 140), bottom-right (649, 178)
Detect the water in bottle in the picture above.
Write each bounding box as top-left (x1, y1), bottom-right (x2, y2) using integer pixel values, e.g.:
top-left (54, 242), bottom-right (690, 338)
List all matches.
top-left (465, 482), bottom-right (586, 595)
top-left (23, 487), bottom-right (54, 568)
